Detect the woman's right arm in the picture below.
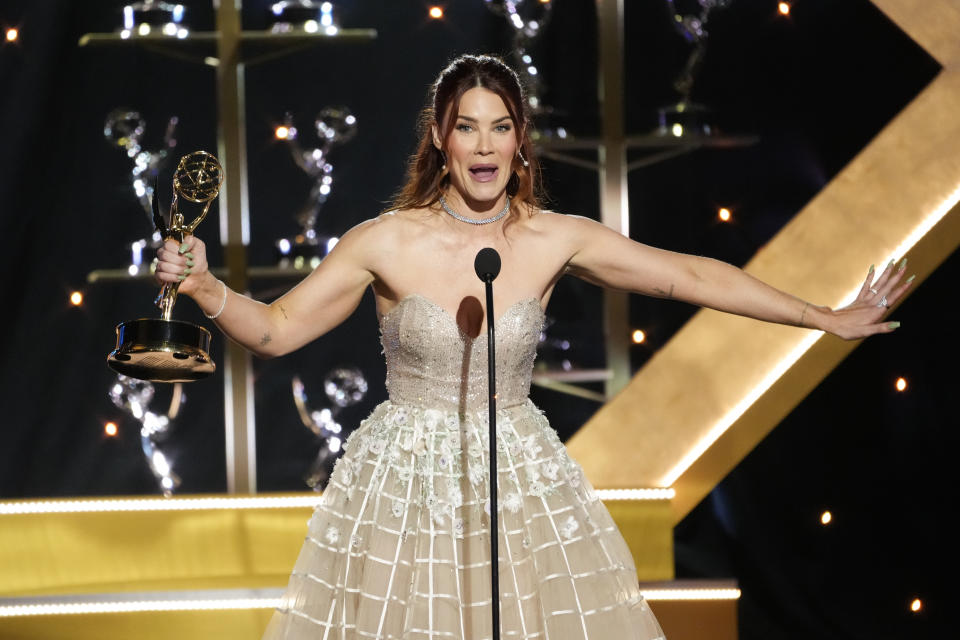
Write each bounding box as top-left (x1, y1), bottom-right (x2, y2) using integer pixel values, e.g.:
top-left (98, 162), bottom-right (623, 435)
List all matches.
top-left (155, 218), bottom-right (382, 358)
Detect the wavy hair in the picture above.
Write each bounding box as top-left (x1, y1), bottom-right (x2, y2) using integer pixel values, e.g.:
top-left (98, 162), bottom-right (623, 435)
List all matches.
top-left (391, 54), bottom-right (543, 215)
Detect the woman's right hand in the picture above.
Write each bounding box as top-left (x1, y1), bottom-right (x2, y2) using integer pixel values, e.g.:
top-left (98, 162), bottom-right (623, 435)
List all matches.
top-left (155, 234), bottom-right (210, 297)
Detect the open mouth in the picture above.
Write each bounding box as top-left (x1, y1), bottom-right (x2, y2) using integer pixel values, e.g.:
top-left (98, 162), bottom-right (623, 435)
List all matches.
top-left (469, 165), bottom-right (498, 182)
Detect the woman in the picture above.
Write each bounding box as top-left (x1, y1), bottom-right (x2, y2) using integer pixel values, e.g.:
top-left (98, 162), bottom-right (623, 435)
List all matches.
top-left (157, 55), bottom-right (909, 639)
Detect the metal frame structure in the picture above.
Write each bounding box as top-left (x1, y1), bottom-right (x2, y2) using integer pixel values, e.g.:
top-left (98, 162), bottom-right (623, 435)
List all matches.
top-left (82, 3), bottom-right (376, 494)
top-left (85, 0), bottom-right (708, 492)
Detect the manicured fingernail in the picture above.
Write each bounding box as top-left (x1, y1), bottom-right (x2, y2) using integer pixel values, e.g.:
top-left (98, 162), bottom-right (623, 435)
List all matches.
top-left (898, 258), bottom-right (907, 271)
top-left (186, 259), bottom-right (195, 267)
top-left (868, 264), bottom-right (875, 273)
top-left (183, 267), bottom-right (192, 275)
top-left (906, 274), bottom-right (916, 284)
top-left (887, 259), bottom-right (895, 269)
top-left (887, 321), bottom-right (901, 330)
top-left (178, 243), bottom-right (189, 254)
top-left (185, 252), bottom-right (194, 260)
top-left (177, 274), bottom-right (186, 281)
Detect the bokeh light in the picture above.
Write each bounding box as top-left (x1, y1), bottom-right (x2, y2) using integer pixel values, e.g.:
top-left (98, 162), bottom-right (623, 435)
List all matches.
top-left (778, 2), bottom-right (791, 16)
top-left (820, 510), bottom-right (832, 525)
top-left (70, 291), bottom-right (84, 306)
top-left (910, 598), bottom-right (922, 613)
top-left (104, 422), bottom-right (118, 437)
top-left (428, 6), bottom-right (444, 19)
top-left (6, 28), bottom-right (18, 42)
top-left (632, 329), bottom-right (646, 344)
top-left (718, 207), bottom-right (732, 222)
top-left (895, 377), bottom-right (908, 392)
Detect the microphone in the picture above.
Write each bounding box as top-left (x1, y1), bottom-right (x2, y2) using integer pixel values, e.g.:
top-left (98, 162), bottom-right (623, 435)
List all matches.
top-left (474, 247), bottom-right (501, 282)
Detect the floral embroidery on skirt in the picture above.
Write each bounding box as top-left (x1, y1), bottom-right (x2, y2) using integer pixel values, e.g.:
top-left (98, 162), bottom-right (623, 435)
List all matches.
top-left (262, 400), bottom-right (666, 640)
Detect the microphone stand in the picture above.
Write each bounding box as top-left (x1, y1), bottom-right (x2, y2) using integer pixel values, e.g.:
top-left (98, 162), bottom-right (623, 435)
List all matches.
top-left (475, 247), bottom-right (501, 640)
top-left (483, 275), bottom-right (500, 640)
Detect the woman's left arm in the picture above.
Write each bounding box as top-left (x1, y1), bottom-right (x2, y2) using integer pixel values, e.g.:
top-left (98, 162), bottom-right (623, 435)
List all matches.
top-left (562, 215), bottom-right (913, 340)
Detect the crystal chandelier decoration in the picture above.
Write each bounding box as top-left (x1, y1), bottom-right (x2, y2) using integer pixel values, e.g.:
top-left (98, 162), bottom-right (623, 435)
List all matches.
top-left (108, 375), bottom-right (185, 496)
top-left (657, 0), bottom-right (733, 137)
top-left (119, 1), bottom-right (189, 39)
top-left (483, 0), bottom-right (563, 140)
top-left (268, 0), bottom-right (340, 35)
top-left (103, 108), bottom-right (178, 275)
top-left (292, 367), bottom-right (368, 489)
top-left (274, 106), bottom-right (357, 268)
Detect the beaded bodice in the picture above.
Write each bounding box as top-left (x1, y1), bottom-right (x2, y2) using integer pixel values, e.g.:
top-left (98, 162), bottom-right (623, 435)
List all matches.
top-left (379, 294), bottom-right (544, 412)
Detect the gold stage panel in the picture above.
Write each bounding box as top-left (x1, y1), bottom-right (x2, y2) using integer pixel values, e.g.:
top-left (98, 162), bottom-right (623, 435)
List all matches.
top-left (0, 583), bottom-right (736, 640)
top-left (0, 610), bottom-right (275, 640)
top-left (0, 593), bottom-right (736, 640)
top-left (0, 496), bottom-right (307, 597)
top-left (0, 495), bottom-right (686, 639)
top-left (567, 0), bottom-right (960, 524)
top-left (0, 495), bottom-right (673, 595)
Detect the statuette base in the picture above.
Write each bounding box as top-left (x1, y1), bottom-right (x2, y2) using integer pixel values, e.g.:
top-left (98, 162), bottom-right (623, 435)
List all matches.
top-left (108, 318), bottom-right (215, 382)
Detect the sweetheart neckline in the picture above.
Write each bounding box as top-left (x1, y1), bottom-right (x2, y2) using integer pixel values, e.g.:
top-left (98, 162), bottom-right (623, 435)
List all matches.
top-left (379, 293), bottom-right (543, 337)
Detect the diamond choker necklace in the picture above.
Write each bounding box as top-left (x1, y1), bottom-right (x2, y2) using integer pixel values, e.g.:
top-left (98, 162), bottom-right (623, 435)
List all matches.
top-left (439, 195), bottom-right (510, 225)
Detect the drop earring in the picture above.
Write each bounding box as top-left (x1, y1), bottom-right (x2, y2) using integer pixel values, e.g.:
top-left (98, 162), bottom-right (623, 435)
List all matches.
top-left (518, 150), bottom-right (529, 167)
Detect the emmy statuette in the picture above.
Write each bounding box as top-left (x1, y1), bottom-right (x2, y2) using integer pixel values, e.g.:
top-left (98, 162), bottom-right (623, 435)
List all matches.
top-left (108, 151), bottom-right (224, 382)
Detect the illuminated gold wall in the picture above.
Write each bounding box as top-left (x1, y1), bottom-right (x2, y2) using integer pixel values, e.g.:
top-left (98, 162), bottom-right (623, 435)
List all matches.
top-left (568, 0), bottom-right (960, 524)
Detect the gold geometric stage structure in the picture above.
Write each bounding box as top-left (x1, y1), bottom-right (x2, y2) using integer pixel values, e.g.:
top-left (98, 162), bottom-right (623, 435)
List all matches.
top-left (0, 496), bottom-right (734, 640)
top-left (567, 0), bottom-right (960, 572)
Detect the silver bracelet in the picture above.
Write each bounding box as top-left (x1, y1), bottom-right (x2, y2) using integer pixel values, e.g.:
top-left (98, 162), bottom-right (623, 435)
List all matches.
top-left (204, 279), bottom-right (228, 320)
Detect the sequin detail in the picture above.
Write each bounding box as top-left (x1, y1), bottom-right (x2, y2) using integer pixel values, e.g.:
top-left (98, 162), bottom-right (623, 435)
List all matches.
top-left (380, 294), bottom-right (543, 412)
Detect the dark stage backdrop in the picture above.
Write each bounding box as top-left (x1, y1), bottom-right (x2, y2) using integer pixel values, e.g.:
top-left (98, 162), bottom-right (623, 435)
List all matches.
top-left (0, 1), bottom-right (952, 638)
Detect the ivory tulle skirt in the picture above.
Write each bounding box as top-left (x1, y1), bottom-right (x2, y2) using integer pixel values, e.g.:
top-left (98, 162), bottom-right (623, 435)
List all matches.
top-left (262, 400), bottom-right (666, 640)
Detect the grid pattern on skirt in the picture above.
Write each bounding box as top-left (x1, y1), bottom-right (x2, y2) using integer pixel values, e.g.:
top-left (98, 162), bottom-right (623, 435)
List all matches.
top-left (261, 401), bottom-right (666, 640)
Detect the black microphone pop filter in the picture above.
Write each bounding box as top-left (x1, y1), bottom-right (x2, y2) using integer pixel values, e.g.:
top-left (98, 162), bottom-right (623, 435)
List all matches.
top-left (474, 247), bottom-right (501, 282)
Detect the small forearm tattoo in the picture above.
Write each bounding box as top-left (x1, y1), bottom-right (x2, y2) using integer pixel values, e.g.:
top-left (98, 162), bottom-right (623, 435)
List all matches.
top-left (654, 284), bottom-right (675, 299)
top-left (799, 302), bottom-right (809, 327)
top-left (280, 304), bottom-right (288, 320)
top-left (260, 332), bottom-right (272, 346)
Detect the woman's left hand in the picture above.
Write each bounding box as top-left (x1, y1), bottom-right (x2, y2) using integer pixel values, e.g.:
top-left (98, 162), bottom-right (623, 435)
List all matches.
top-left (828, 259), bottom-right (914, 340)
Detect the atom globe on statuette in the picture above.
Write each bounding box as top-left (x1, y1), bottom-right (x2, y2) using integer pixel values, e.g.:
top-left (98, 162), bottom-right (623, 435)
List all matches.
top-left (107, 151), bottom-right (224, 383)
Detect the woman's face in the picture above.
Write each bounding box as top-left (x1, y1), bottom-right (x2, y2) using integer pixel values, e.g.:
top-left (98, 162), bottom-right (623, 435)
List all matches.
top-left (436, 87), bottom-right (518, 211)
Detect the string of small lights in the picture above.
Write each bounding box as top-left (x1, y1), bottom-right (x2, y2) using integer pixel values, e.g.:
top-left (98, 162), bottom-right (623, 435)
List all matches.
top-left (0, 581), bottom-right (737, 618)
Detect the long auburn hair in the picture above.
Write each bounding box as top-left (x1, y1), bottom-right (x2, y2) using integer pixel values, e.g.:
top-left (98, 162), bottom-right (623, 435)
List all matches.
top-left (391, 54), bottom-right (543, 215)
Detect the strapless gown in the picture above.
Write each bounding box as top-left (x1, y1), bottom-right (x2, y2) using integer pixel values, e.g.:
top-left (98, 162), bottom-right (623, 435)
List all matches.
top-left (262, 294), bottom-right (666, 640)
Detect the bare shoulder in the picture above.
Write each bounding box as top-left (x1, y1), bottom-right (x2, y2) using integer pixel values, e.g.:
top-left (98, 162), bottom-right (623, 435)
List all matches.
top-left (520, 209), bottom-right (606, 243)
top-left (332, 208), bottom-right (441, 275)
top-left (523, 208), bottom-right (588, 227)
top-left (337, 208), bottom-right (432, 249)
top-left (369, 207), bottom-right (438, 235)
